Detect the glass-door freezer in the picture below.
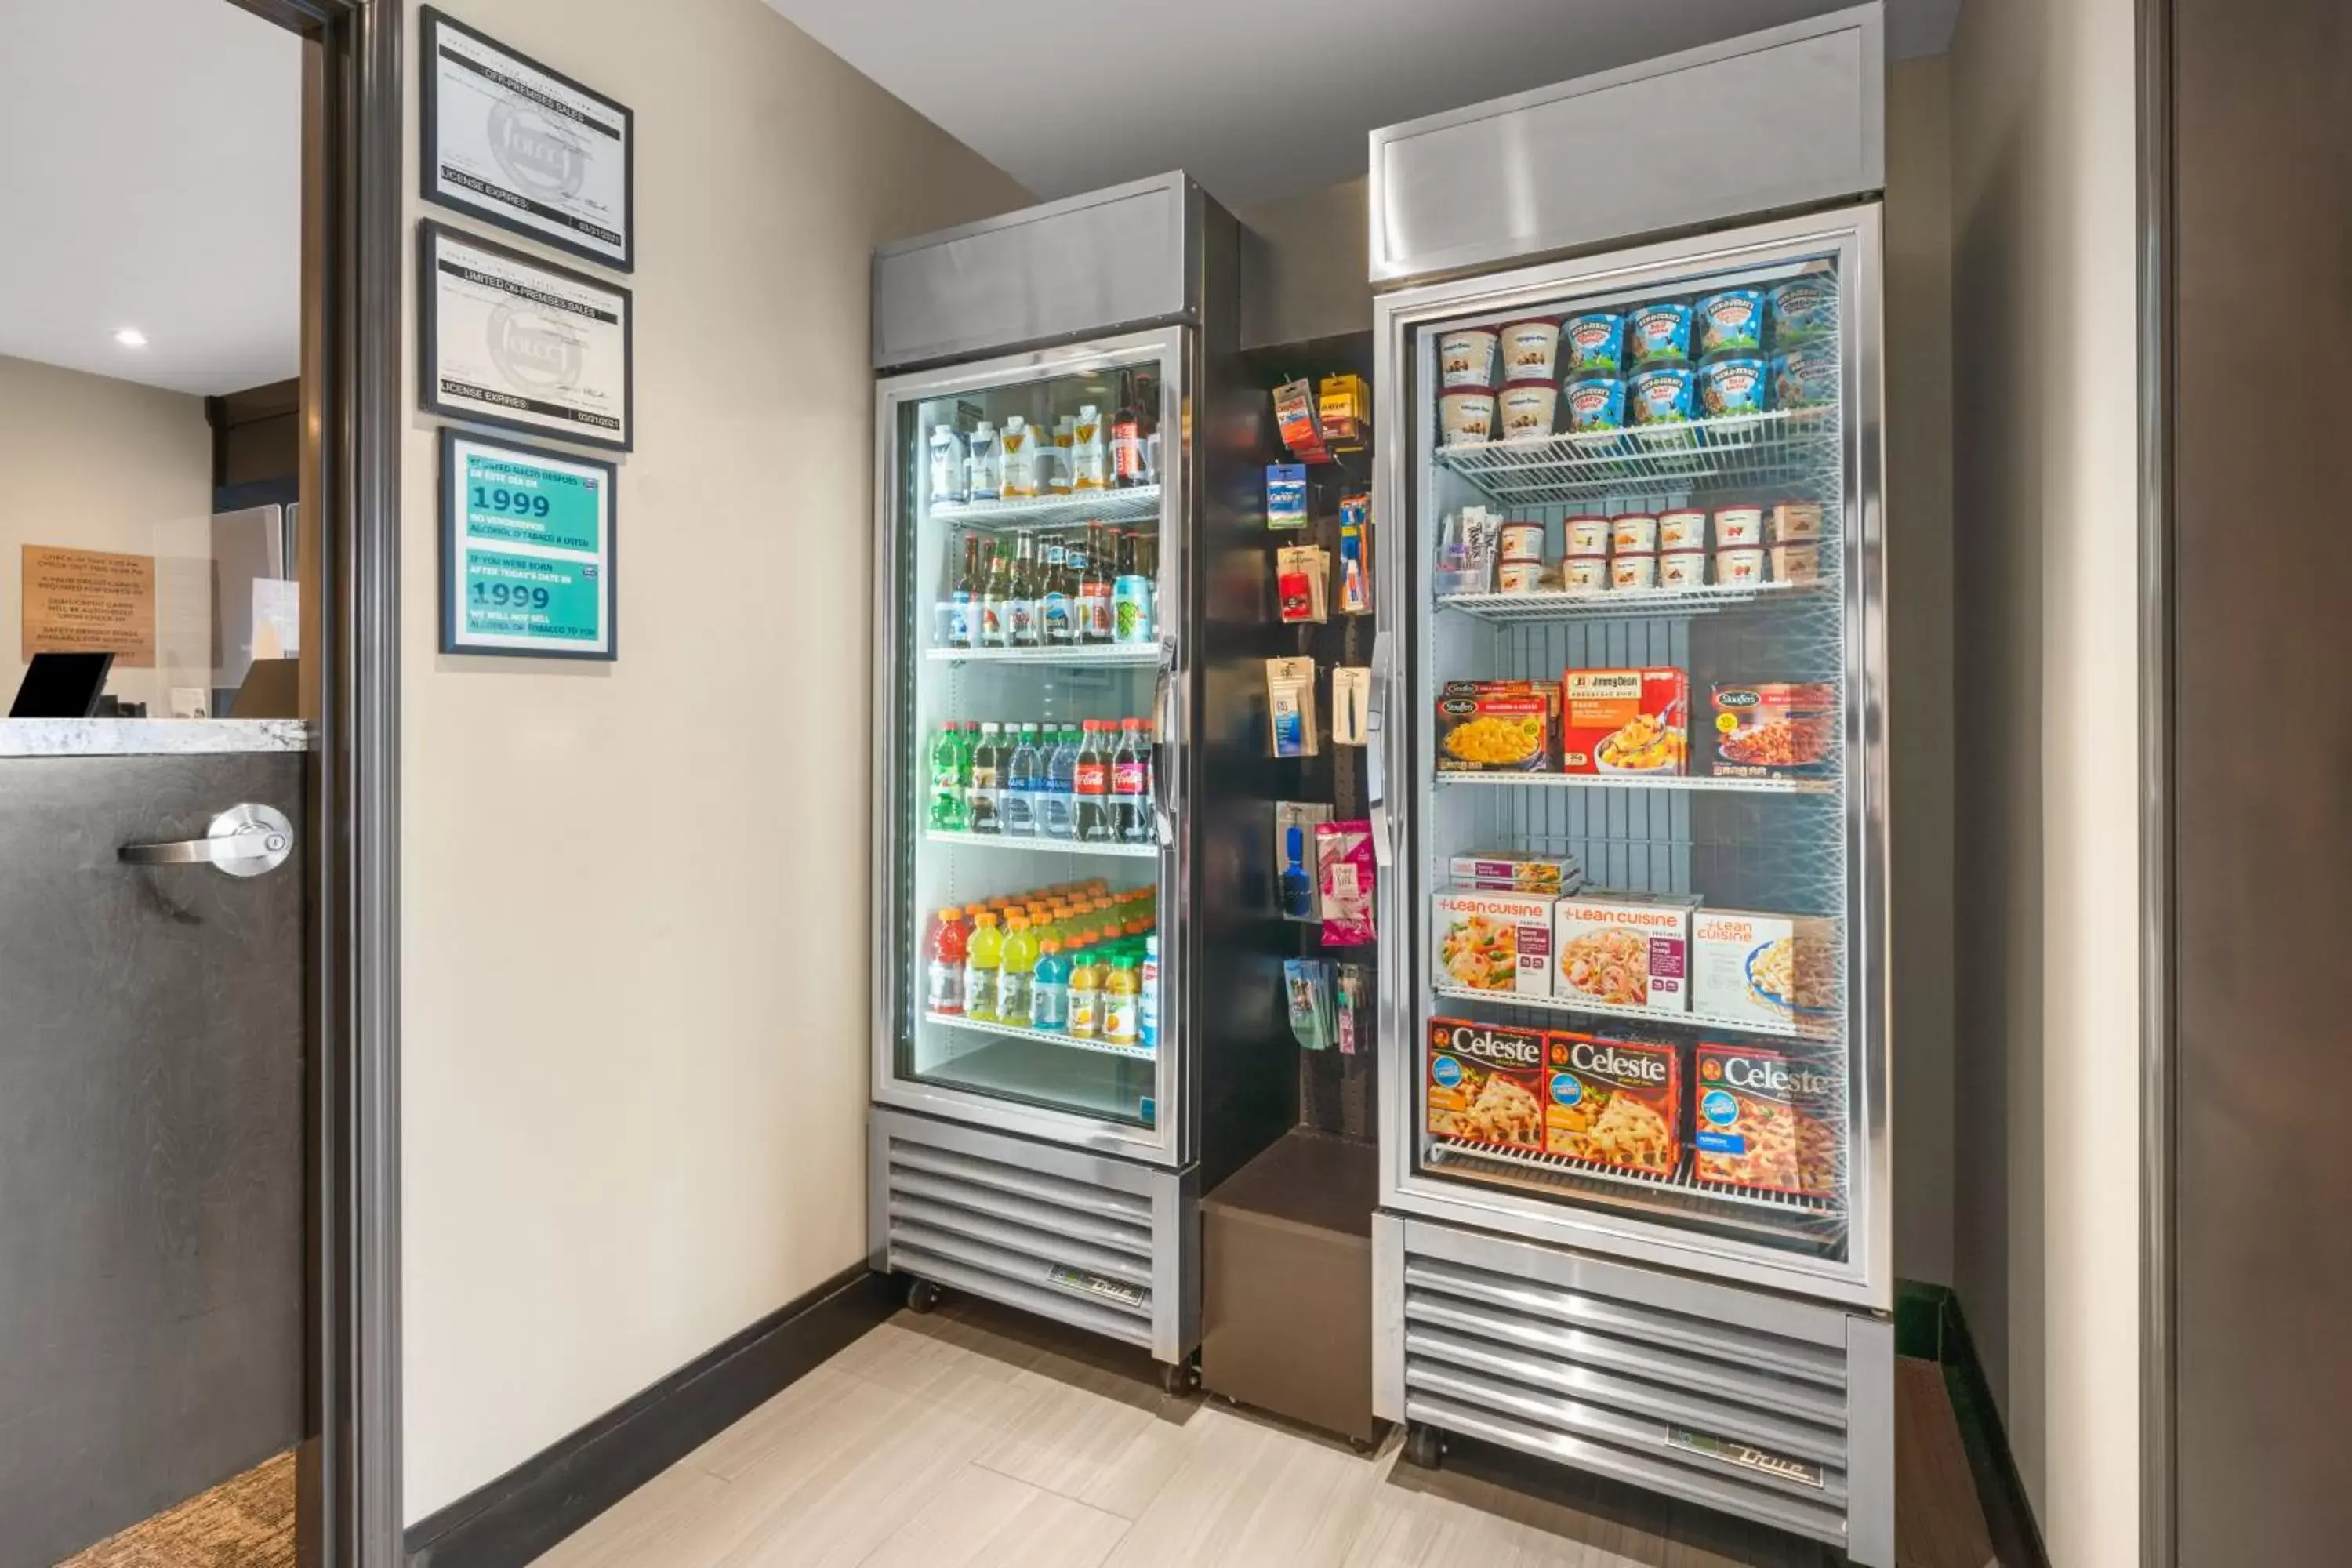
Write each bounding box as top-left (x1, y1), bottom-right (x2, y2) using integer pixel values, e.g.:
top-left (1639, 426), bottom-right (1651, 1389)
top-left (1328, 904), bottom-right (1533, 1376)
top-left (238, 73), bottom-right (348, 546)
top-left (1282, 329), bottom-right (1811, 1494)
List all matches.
top-left (1376, 206), bottom-right (1889, 1310)
top-left (873, 328), bottom-right (1188, 1166)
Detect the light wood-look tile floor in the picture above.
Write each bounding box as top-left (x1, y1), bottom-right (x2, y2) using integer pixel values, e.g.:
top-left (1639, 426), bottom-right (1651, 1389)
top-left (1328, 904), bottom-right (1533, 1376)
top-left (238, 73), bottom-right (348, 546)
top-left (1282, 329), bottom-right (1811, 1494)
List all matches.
top-left (535, 1301), bottom-right (1998, 1568)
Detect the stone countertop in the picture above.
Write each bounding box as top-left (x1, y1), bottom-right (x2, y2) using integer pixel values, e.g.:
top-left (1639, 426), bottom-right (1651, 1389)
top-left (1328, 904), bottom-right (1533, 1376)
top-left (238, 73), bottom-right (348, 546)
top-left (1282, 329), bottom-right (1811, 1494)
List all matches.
top-left (0, 720), bottom-right (314, 757)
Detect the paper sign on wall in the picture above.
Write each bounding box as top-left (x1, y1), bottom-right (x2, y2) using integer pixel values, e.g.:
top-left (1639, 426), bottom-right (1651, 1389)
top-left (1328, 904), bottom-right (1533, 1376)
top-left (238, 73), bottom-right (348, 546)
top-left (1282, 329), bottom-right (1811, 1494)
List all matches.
top-left (20, 545), bottom-right (157, 666)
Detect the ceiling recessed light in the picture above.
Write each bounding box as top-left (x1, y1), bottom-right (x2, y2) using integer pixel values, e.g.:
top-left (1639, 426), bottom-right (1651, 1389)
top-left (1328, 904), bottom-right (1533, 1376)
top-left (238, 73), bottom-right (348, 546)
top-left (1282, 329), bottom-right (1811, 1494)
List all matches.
top-left (112, 328), bottom-right (147, 348)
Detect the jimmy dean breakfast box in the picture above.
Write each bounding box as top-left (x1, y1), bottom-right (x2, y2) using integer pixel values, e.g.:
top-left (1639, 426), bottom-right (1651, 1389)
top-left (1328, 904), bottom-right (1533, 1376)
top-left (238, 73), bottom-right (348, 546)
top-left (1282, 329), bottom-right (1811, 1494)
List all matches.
top-left (1425, 1018), bottom-right (1546, 1155)
top-left (1692, 1041), bottom-right (1842, 1199)
top-left (1432, 888), bottom-right (1555, 996)
top-left (1552, 891), bottom-right (1696, 1013)
top-left (1543, 1032), bottom-right (1682, 1177)
top-left (1559, 667), bottom-right (1689, 775)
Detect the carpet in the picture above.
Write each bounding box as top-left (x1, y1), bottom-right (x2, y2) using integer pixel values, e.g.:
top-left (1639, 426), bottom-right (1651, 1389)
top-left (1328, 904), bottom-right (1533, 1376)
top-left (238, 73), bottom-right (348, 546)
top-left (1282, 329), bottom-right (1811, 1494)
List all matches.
top-left (55, 1451), bottom-right (296, 1568)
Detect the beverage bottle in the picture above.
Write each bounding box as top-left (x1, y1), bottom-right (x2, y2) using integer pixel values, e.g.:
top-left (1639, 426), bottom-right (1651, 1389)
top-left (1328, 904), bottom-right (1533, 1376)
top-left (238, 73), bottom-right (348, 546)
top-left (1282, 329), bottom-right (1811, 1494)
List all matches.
top-left (1134, 370), bottom-right (1161, 488)
top-left (1102, 955), bottom-right (1141, 1044)
top-left (1007, 531), bottom-right (1040, 648)
top-left (1040, 534), bottom-right (1075, 647)
top-left (927, 908), bottom-right (968, 1014)
top-left (1069, 405), bottom-right (1108, 492)
top-left (947, 532), bottom-right (982, 649)
top-left (1051, 416), bottom-right (1076, 496)
top-left (963, 910), bottom-right (1002, 1021)
top-left (927, 722), bottom-right (967, 831)
top-left (1066, 936), bottom-right (1103, 1040)
top-left (1078, 525), bottom-right (1113, 644)
top-left (1112, 529), bottom-right (1155, 644)
top-left (1032, 938), bottom-right (1070, 1030)
top-left (967, 722), bottom-right (1003, 834)
top-left (1110, 718), bottom-right (1149, 844)
top-left (1040, 724), bottom-right (1079, 840)
top-left (979, 539), bottom-right (1011, 648)
top-left (967, 421), bottom-right (1001, 503)
top-left (1139, 933), bottom-right (1160, 1050)
top-left (1110, 372), bottom-right (1145, 490)
top-left (928, 423), bottom-right (967, 507)
top-left (998, 416), bottom-right (1029, 499)
top-left (996, 912), bottom-right (1038, 1026)
top-left (1074, 721), bottom-right (1112, 843)
top-left (1002, 724), bottom-right (1040, 837)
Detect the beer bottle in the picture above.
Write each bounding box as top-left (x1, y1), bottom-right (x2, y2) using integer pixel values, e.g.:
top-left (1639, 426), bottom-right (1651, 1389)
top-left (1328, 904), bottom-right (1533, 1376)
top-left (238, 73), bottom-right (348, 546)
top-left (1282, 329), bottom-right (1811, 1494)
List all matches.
top-left (1079, 524), bottom-right (1113, 644)
top-left (1007, 530), bottom-right (1040, 648)
top-left (979, 538), bottom-right (1012, 648)
top-left (1040, 532), bottom-right (1075, 647)
top-left (1110, 372), bottom-right (1145, 490)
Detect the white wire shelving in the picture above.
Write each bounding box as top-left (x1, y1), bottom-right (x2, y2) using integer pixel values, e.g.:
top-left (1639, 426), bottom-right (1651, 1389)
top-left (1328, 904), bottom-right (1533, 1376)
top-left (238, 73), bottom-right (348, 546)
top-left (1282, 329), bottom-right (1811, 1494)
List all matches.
top-left (924, 643), bottom-right (1160, 667)
top-left (930, 485), bottom-right (1161, 532)
top-left (1435, 771), bottom-right (1836, 798)
top-left (1425, 1136), bottom-right (1845, 1223)
top-left (1436, 582), bottom-right (1821, 622)
top-left (925, 829), bottom-right (1157, 858)
top-left (1435, 410), bottom-right (1838, 507)
top-left (1429, 983), bottom-right (1836, 1043)
top-left (924, 1010), bottom-right (1156, 1063)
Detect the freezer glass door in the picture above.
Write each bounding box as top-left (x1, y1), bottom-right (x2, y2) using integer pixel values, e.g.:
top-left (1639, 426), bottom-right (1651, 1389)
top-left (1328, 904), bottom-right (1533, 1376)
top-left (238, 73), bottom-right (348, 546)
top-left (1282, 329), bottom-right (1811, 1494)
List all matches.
top-left (1396, 215), bottom-right (1882, 1289)
top-left (878, 335), bottom-right (1179, 1154)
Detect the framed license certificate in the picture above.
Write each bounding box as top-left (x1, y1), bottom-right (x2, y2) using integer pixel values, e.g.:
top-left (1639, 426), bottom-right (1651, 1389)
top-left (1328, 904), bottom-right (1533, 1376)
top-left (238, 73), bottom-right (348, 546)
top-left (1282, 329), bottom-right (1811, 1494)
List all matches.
top-left (440, 429), bottom-right (617, 659)
top-left (419, 220), bottom-right (633, 451)
top-left (420, 6), bottom-right (633, 270)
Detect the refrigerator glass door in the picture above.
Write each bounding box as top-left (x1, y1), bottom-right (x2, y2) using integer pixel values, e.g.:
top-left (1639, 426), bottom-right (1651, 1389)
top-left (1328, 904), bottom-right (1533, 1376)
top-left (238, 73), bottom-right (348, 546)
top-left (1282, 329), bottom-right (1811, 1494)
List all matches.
top-left (1379, 209), bottom-right (1887, 1306)
top-left (874, 330), bottom-right (1185, 1162)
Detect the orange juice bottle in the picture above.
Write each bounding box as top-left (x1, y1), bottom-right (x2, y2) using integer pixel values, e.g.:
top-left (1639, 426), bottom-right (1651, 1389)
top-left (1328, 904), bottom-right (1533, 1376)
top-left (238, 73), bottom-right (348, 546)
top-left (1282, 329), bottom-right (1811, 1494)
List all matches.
top-left (1066, 935), bottom-right (1104, 1040)
top-left (963, 911), bottom-right (1002, 1022)
top-left (1102, 955), bottom-right (1140, 1045)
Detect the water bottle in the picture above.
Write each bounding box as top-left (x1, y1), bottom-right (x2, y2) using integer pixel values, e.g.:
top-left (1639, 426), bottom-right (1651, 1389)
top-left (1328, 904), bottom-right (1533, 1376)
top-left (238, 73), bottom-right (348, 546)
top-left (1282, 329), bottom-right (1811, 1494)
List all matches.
top-left (1040, 725), bottom-right (1079, 840)
top-left (1002, 724), bottom-right (1040, 837)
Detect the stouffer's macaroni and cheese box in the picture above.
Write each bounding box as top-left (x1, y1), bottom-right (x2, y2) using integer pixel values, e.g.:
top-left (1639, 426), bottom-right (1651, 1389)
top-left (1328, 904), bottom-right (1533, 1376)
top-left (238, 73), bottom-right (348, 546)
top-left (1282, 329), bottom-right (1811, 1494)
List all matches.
top-left (1433, 888), bottom-right (1555, 996)
top-left (1552, 891), bottom-right (1695, 1013)
top-left (1691, 909), bottom-right (1839, 1030)
top-left (1543, 1032), bottom-right (1682, 1177)
top-left (1692, 1042), bottom-right (1842, 1199)
top-left (1425, 1018), bottom-right (1546, 1154)
top-left (1559, 667), bottom-right (1689, 775)
top-left (1436, 681), bottom-right (1556, 772)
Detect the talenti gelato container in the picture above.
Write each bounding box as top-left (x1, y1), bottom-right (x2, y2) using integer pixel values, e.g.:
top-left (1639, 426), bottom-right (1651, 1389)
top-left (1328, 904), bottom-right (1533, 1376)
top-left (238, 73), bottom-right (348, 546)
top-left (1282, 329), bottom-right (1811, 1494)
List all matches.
top-left (1698, 353), bottom-right (1770, 418)
top-left (1564, 557), bottom-right (1610, 594)
top-left (1562, 311), bottom-right (1627, 375)
top-left (1497, 380), bottom-right (1560, 440)
top-left (1658, 509), bottom-right (1708, 551)
top-left (1610, 514), bottom-right (1658, 554)
top-left (1716, 546), bottom-right (1766, 586)
top-left (1713, 505), bottom-right (1765, 546)
top-left (1628, 364), bottom-right (1697, 426)
top-left (1566, 516), bottom-right (1612, 556)
top-left (1563, 376), bottom-right (1625, 432)
top-left (1696, 289), bottom-right (1766, 355)
top-left (1611, 553), bottom-right (1659, 590)
top-left (1628, 301), bottom-right (1695, 365)
top-left (1497, 521), bottom-right (1546, 562)
top-left (1438, 328), bottom-right (1499, 388)
top-left (1660, 550), bottom-right (1708, 588)
top-left (1772, 543), bottom-right (1822, 585)
top-left (1498, 318), bottom-right (1563, 382)
top-left (1439, 384), bottom-right (1497, 445)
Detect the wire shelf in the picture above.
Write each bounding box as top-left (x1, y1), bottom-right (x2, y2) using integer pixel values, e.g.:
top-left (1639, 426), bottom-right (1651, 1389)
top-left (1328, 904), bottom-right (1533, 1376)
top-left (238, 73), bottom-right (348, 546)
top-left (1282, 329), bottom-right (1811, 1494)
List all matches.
top-left (926, 829), bottom-right (1158, 858)
top-left (924, 643), bottom-right (1161, 667)
top-left (924, 1011), bottom-right (1156, 1062)
top-left (1426, 1136), bottom-right (1842, 1219)
top-left (1436, 771), bottom-right (1837, 798)
top-left (1430, 984), bottom-right (1836, 1044)
top-left (1436, 582), bottom-right (1821, 623)
top-left (1435, 411), bottom-right (1838, 507)
top-left (930, 485), bottom-right (1161, 532)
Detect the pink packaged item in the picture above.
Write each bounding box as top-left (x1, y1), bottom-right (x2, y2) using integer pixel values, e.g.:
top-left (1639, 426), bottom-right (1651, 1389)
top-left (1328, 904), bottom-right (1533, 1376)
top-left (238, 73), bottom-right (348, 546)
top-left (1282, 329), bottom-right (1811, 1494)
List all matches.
top-left (1316, 820), bottom-right (1377, 946)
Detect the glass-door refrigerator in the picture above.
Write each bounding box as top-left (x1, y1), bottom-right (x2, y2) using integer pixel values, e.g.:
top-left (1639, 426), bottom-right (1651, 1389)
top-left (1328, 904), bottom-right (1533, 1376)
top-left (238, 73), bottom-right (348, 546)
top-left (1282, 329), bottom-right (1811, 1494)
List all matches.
top-left (867, 175), bottom-right (1283, 1389)
top-left (1365, 9), bottom-right (1898, 1564)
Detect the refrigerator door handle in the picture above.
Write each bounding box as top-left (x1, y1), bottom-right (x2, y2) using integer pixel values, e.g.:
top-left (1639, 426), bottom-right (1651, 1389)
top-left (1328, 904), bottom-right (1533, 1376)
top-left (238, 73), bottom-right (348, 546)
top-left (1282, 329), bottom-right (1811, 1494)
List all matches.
top-left (1152, 638), bottom-right (1176, 844)
top-left (1367, 630), bottom-right (1393, 867)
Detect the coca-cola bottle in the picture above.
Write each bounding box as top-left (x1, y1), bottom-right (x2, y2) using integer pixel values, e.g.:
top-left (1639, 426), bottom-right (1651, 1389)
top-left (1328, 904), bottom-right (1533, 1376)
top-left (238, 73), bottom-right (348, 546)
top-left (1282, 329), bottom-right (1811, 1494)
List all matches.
top-left (1110, 718), bottom-right (1151, 844)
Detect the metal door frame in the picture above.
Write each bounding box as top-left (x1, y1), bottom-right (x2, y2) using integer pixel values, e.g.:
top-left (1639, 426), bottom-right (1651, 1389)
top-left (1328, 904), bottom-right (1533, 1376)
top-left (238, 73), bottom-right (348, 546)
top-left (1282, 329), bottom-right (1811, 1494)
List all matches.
top-left (224, 1), bottom-right (406, 1563)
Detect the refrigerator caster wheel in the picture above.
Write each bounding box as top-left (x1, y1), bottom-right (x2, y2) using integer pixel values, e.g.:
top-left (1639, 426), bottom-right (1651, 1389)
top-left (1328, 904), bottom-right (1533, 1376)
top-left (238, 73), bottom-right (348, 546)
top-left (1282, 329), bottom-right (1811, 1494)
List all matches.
top-left (1402, 1423), bottom-right (1444, 1470)
top-left (1158, 1359), bottom-right (1196, 1396)
top-left (906, 1278), bottom-right (942, 1315)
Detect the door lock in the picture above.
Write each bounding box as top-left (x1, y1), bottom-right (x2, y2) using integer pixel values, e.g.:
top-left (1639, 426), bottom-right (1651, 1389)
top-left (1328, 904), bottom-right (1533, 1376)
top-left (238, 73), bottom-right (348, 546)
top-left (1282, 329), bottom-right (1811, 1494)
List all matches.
top-left (119, 804), bottom-right (296, 878)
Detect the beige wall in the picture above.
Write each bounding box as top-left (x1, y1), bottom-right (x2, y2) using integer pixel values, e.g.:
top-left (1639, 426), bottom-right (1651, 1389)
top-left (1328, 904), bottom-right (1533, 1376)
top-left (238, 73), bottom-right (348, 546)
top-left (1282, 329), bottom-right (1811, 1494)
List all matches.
top-left (0, 354), bottom-right (213, 712)
top-left (1949, 0), bottom-right (2141, 1559)
top-left (397, 0), bottom-right (1029, 1524)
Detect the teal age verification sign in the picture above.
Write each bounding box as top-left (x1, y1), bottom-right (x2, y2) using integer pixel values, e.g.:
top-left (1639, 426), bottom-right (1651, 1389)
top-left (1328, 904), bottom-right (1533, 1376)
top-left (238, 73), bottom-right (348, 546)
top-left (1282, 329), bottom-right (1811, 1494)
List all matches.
top-left (438, 429), bottom-right (617, 659)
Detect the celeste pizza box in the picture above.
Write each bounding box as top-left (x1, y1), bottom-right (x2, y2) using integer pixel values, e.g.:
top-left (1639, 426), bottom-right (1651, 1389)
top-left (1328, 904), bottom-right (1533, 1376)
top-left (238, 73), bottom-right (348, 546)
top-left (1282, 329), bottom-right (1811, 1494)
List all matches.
top-left (1542, 1032), bottom-right (1682, 1178)
top-left (1425, 1018), bottom-right (1545, 1155)
top-left (1691, 1041), bottom-right (1842, 1199)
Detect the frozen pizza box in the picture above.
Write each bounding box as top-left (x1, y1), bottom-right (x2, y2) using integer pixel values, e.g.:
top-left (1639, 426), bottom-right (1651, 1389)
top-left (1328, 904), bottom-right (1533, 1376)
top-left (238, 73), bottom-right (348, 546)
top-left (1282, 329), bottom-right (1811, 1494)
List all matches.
top-left (1690, 909), bottom-right (1839, 1030)
top-left (1552, 891), bottom-right (1696, 1014)
top-left (1425, 1018), bottom-right (1546, 1156)
top-left (1691, 1041), bottom-right (1842, 1199)
top-left (1432, 888), bottom-right (1555, 997)
top-left (1543, 1032), bottom-right (1682, 1178)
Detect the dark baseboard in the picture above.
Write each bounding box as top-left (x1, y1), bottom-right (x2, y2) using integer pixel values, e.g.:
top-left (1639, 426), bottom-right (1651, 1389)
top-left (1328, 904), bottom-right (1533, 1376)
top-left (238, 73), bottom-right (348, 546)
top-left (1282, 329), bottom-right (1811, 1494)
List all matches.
top-left (1898, 1279), bottom-right (2053, 1568)
top-left (403, 1265), bottom-right (897, 1568)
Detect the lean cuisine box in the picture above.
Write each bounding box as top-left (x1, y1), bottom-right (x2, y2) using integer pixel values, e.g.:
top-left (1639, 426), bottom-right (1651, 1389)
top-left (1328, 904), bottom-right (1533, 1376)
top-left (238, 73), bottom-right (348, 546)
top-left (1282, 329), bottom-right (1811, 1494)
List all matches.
top-left (1690, 909), bottom-right (1838, 1029)
top-left (1544, 1032), bottom-right (1681, 1177)
top-left (1692, 1041), bottom-right (1841, 1198)
top-left (1425, 1018), bottom-right (1545, 1154)
top-left (1552, 891), bottom-right (1696, 1013)
top-left (1432, 888), bottom-right (1555, 996)
top-left (1559, 668), bottom-right (1688, 775)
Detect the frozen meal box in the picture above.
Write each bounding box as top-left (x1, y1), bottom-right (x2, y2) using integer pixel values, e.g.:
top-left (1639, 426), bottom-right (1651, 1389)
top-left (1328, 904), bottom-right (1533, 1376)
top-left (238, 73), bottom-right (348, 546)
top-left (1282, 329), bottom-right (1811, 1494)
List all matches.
top-left (1693, 1042), bottom-right (1842, 1198)
top-left (1691, 909), bottom-right (1839, 1028)
top-left (1447, 851), bottom-right (1584, 894)
top-left (1710, 682), bottom-right (1836, 777)
top-left (1560, 667), bottom-right (1688, 775)
top-left (1553, 891), bottom-right (1695, 1012)
top-left (1544, 1032), bottom-right (1682, 1176)
top-left (1426, 1018), bottom-right (1547, 1154)
top-left (1434, 888), bottom-right (1555, 996)
top-left (1436, 681), bottom-right (1556, 772)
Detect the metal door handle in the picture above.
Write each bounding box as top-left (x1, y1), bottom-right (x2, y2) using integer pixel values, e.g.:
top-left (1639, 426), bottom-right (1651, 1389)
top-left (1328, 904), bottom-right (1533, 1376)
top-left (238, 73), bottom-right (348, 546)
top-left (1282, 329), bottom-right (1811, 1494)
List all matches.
top-left (120, 804), bottom-right (296, 878)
